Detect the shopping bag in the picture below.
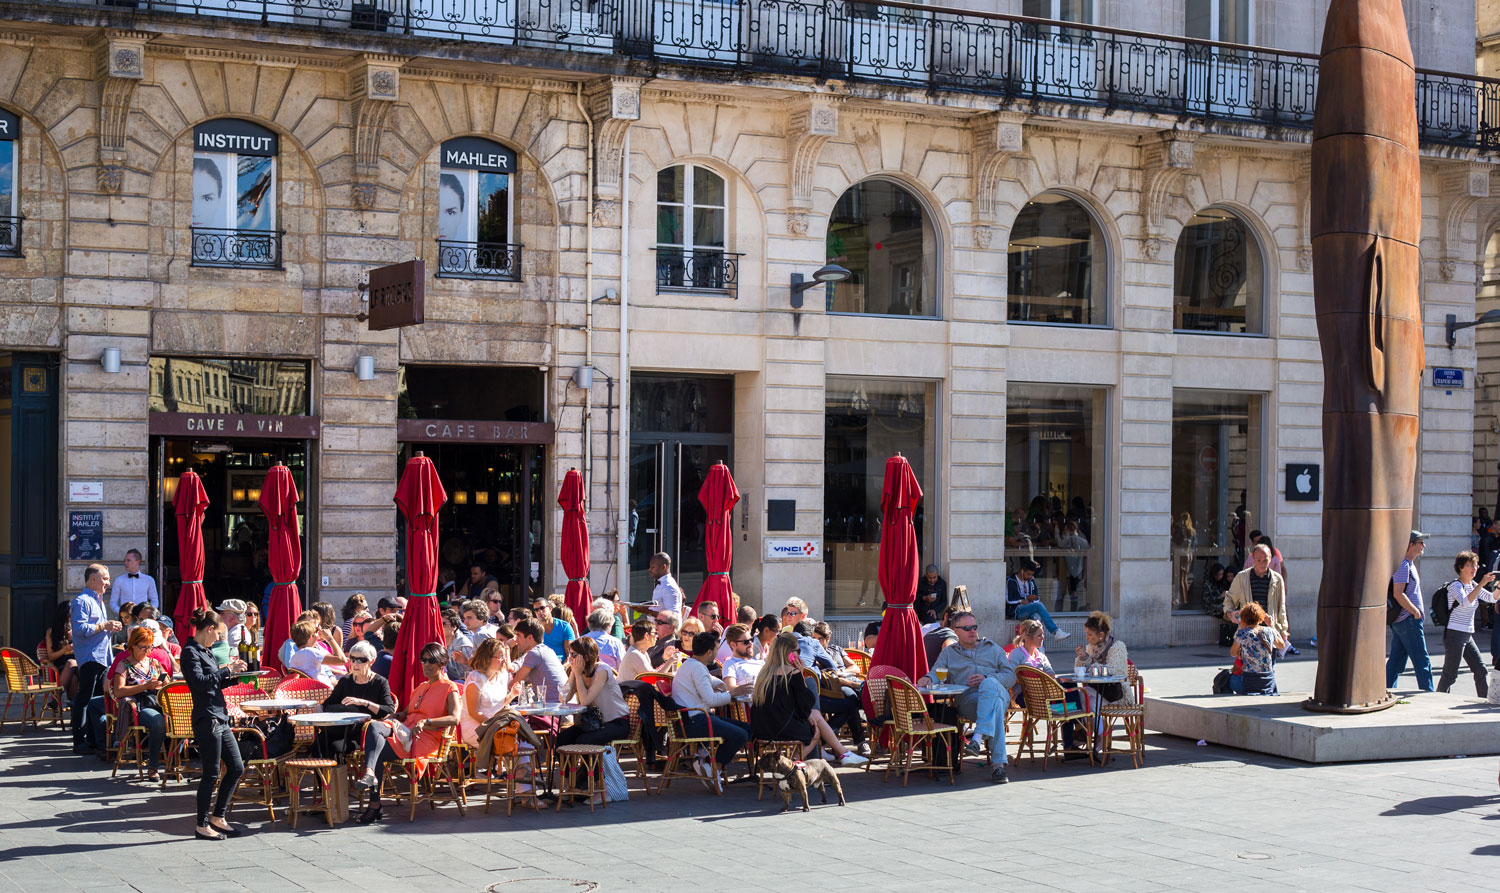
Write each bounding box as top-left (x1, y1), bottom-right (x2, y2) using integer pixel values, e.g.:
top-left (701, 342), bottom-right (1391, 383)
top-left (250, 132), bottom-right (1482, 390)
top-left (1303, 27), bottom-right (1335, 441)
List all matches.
top-left (602, 745), bottom-right (630, 802)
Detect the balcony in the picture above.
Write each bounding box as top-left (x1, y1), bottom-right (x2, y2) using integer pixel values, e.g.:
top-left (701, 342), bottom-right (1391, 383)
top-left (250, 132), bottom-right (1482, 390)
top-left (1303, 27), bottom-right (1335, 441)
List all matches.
top-left (653, 247), bottom-right (742, 296)
top-left (0, 216), bottom-right (21, 257)
top-left (190, 227), bottom-right (283, 269)
top-left (436, 240), bottom-right (524, 281)
top-left (36, 1), bottom-right (1500, 150)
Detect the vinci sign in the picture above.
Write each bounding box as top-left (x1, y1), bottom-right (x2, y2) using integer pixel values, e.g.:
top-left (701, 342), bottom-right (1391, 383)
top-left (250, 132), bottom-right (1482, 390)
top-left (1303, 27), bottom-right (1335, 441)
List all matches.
top-left (766, 539), bottom-right (822, 560)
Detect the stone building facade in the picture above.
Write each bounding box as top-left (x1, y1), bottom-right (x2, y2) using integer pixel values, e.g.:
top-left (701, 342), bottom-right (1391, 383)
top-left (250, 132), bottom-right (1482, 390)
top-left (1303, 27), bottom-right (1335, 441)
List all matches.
top-left (0, 0), bottom-right (1493, 653)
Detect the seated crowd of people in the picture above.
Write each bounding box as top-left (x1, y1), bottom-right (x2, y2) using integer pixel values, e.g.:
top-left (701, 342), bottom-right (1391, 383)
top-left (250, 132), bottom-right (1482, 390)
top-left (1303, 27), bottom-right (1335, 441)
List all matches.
top-left (52, 556), bottom-right (1138, 832)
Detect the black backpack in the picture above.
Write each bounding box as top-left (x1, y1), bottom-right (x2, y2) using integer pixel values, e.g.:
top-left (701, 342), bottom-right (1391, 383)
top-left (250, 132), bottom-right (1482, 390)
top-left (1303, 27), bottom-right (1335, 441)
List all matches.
top-left (1430, 580), bottom-right (1459, 627)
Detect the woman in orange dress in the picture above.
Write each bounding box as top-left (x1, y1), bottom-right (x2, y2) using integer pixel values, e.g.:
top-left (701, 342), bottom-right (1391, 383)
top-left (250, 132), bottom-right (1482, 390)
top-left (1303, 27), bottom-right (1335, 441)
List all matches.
top-left (353, 642), bottom-right (460, 824)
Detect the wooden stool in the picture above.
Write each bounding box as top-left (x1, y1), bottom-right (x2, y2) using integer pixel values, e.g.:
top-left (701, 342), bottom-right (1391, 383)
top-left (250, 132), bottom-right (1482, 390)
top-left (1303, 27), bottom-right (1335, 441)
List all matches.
top-left (283, 758), bottom-right (340, 828)
top-left (485, 743), bottom-right (541, 815)
top-left (554, 744), bottom-right (608, 813)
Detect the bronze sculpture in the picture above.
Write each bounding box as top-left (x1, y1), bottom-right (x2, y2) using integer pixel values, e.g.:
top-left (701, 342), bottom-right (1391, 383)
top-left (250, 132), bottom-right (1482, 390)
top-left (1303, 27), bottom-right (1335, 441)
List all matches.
top-left (1305, 0), bottom-right (1421, 713)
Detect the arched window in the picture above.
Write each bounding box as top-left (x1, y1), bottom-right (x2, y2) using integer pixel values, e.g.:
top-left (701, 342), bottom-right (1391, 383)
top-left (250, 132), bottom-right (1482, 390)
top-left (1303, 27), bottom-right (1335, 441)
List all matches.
top-left (655, 164), bottom-right (734, 294)
top-left (191, 119), bottom-right (280, 269)
top-left (1008, 193), bottom-right (1106, 325)
top-left (0, 108), bottom-right (17, 256)
top-left (826, 179), bottom-right (936, 317)
top-left (1173, 209), bottom-right (1264, 334)
top-left (437, 137), bottom-right (519, 280)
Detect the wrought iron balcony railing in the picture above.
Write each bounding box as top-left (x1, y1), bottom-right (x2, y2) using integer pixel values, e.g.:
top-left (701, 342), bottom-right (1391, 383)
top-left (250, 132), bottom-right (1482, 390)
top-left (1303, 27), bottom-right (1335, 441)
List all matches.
top-left (190, 227), bottom-right (283, 269)
top-left (0, 215), bottom-right (21, 257)
top-left (653, 247), bottom-right (742, 295)
top-left (436, 240), bottom-right (524, 280)
top-left (35, 1), bottom-right (1500, 150)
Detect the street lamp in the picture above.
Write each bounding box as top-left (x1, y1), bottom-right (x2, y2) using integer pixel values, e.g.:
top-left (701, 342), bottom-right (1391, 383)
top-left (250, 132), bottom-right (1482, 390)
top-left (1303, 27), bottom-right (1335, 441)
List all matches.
top-left (1445, 309), bottom-right (1500, 348)
top-left (789, 264), bottom-right (852, 309)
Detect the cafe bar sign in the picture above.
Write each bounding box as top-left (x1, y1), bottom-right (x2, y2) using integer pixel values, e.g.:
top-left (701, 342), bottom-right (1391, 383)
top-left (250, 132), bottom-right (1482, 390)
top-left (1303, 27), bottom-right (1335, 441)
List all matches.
top-left (398, 419), bottom-right (556, 445)
top-left (149, 412), bottom-right (321, 439)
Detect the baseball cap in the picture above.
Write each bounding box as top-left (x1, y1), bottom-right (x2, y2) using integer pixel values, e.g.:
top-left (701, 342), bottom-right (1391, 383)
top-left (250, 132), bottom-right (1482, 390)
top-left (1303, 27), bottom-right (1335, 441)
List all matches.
top-left (377, 596), bottom-right (402, 612)
top-left (138, 618), bottom-right (166, 648)
top-left (1410, 530), bottom-right (1428, 543)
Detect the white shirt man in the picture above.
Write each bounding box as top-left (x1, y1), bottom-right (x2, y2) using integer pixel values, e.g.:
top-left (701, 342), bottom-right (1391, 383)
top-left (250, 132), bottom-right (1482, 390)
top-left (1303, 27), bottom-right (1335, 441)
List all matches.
top-left (109, 550), bottom-right (159, 616)
top-left (649, 552), bottom-right (684, 616)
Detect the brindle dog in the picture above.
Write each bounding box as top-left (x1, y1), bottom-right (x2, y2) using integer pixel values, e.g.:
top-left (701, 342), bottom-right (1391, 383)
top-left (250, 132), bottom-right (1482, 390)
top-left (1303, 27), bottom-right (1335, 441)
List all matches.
top-left (757, 752), bottom-right (847, 813)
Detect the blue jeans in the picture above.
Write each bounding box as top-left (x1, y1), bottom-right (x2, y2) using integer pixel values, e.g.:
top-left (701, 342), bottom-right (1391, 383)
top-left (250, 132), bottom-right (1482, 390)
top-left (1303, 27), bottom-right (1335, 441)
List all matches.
top-left (954, 676), bottom-right (1011, 765)
top-left (682, 712), bottom-right (749, 769)
top-left (1016, 601), bottom-right (1059, 634)
top-left (1386, 616), bottom-right (1434, 691)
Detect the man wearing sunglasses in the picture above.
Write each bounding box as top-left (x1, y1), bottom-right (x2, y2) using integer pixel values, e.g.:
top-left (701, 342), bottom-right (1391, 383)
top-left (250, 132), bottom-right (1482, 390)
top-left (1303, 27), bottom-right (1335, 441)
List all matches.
top-left (917, 611), bottom-right (1019, 785)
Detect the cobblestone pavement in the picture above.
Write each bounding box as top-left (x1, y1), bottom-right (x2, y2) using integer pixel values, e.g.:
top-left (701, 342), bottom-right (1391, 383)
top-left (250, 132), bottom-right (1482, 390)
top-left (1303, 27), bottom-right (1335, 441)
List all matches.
top-left (2, 713), bottom-right (1497, 893)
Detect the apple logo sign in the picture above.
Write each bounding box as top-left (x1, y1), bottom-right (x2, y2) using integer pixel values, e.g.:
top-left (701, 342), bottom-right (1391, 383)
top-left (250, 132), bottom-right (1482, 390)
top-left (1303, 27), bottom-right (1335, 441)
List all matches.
top-left (1286, 464), bottom-right (1319, 502)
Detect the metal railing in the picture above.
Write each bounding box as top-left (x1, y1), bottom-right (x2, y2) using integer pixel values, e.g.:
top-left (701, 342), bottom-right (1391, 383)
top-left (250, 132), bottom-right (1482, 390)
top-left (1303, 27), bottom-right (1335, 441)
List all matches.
top-left (653, 247), bottom-right (742, 295)
top-left (39, 1), bottom-right (1500, 150)
top-left (0, 215), bottom-right (21, 257)
top-left (436, 240), bottom-right (524, 280)
top-left (190, 227), bottom-right (283, 269)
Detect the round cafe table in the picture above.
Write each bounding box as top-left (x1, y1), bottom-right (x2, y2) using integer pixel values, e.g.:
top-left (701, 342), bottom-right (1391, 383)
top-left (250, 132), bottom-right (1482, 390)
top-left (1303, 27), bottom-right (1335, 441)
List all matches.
top-left (914, 683), bottom-right (968, 698)
top-left (240, 697), bottom-right (320, 713)
top-left (286, 713), bottom-right (367, 823)
top-left (516, 703), bottom-right (587, 718)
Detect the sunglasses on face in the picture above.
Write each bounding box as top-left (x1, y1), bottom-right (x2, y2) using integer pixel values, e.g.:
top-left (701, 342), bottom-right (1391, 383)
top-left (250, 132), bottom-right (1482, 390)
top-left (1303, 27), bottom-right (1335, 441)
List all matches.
top-left (350, 657), bottom-right (370, 665)
top-left (954, 624), bottom-right (979, 632)
top-left (655, 620), bottom-right (672, 627)
top-left (487, 599), bottom-right (503, 605)
top-left (420, 657), bottom-right (444, 665)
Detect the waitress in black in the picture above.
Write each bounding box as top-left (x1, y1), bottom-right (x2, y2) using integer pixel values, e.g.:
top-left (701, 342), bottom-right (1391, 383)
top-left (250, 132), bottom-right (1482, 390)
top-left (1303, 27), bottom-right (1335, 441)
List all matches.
top-left (182, 607), bottom-right (248, 841)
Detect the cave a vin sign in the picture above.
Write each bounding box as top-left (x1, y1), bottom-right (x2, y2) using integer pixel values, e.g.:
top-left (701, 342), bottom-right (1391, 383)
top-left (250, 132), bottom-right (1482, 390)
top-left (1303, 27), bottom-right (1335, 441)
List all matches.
top-left (367, 259), bottom-right (425, 331)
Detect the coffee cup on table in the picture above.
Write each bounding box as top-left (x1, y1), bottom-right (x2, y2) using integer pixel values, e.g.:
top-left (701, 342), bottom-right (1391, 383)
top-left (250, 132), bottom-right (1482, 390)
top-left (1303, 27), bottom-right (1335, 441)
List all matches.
top-left (1073, 665), bottom-right (1088, 679)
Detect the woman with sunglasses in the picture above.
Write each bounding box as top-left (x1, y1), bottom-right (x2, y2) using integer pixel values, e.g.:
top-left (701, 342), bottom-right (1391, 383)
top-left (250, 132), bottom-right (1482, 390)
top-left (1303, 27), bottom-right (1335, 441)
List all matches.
top-left (318, 640), bottom-right (395, 759)
top-left (353, 642), bottom-right (460, 824)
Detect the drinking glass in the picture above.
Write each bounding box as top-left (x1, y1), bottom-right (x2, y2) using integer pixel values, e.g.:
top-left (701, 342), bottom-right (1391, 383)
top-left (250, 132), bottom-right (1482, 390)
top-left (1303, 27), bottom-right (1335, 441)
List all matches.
top-left (935, 668), bottom-right (949, 684)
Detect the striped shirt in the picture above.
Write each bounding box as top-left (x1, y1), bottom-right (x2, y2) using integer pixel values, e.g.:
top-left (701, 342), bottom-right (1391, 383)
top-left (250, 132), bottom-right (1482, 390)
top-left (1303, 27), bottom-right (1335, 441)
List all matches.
top-left (1445, 580), bottom-right (1497, 634)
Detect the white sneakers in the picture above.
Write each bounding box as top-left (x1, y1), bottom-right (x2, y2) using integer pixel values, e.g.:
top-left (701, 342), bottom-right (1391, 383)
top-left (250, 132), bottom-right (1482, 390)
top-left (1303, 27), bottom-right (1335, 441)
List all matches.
top-left (838, 752), bottom-right (869, 767)
top-left (1054, 630), bottom-right (1072, 639)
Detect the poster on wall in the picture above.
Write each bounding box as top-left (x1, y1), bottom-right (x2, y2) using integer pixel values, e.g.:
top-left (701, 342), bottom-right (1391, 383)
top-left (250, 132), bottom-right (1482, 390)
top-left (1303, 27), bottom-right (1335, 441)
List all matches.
top-left (68, 510), bottom-right (103, 561)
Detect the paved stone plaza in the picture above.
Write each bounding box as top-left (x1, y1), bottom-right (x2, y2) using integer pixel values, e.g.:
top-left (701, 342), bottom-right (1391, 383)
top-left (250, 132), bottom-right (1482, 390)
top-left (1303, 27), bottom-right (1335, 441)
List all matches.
top-left (2, 708), bottom-right (1496, 893)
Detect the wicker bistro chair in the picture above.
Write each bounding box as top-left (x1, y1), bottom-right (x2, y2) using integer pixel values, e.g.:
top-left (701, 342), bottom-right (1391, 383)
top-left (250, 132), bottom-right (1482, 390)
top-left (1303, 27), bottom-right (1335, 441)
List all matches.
top-left (34, 644), bottom-right (69, 721)
top-left (274, 677), bottom-right (332, 701)
top-left (884, 677), bottom-right (957, 787)
top-left (0, 647), bottom-right (65, 733)
top-left (158, 683), bottom-right (198, 788)
top-left (750, 739), bottom-right (804, 800)
top-left (861, 665), bottom-right (910, 772)
top-left (845, 649), bottom-right (872, 677)
top-left (388, 725), bottom-right (467, 822)
top-left (222, 685), bottom-right (287, 822)
top-left (110, 696), bottom-right (150, 781)
top-left (483, 719), bottom-right (542, 816)
top-left (609, 692), bottom-right (651, 794)
top-left (284, 755), bottom-right (342, 829)
top-left (251, 674), bottom-right (282, 694)
top-left (653, 701), bottom-right (723, 796)
top-left (1098, 663), bottom-right (1146, 769)
top-left (1015, 666), bottom-right (1096, 771)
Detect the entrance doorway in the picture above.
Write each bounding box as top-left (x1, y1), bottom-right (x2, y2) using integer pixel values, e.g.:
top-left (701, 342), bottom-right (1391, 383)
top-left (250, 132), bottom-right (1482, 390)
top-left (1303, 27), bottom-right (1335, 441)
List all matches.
top-left (150, 438), bottom-right (309, 617)
top-left (0, 354), bottom-right (58, 651)
top-left (397, 442), bottom-right (545, 612)
top-left (629, 375), bottom-right (733, 604)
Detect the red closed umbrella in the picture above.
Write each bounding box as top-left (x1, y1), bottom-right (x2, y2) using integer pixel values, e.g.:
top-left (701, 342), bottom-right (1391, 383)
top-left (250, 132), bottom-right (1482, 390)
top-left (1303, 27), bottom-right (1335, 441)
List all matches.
top-left (870, 454), bottom-right (929, 685)
top-left (259, 464), bottom-right (303, 674)
top-left (691, 461), bottom-right (739, 620)
top-left (391, 453), bottom-right (447, 707)
top-left (171, 470), bottom-right (210, 635)
top-left (559, 468), bottom-right (594, 628)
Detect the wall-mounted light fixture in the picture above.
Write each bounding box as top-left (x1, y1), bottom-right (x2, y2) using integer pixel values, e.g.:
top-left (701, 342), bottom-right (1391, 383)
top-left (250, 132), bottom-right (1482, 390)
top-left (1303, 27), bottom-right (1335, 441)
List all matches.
top-left (789, 264), bottom-right (852, 310)
top-left (573, 364), bottom-right (594, 389)
top-left (101, 347), bottom-right (122, 374)
top-left (355, 355), bottom-right (376, 381)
